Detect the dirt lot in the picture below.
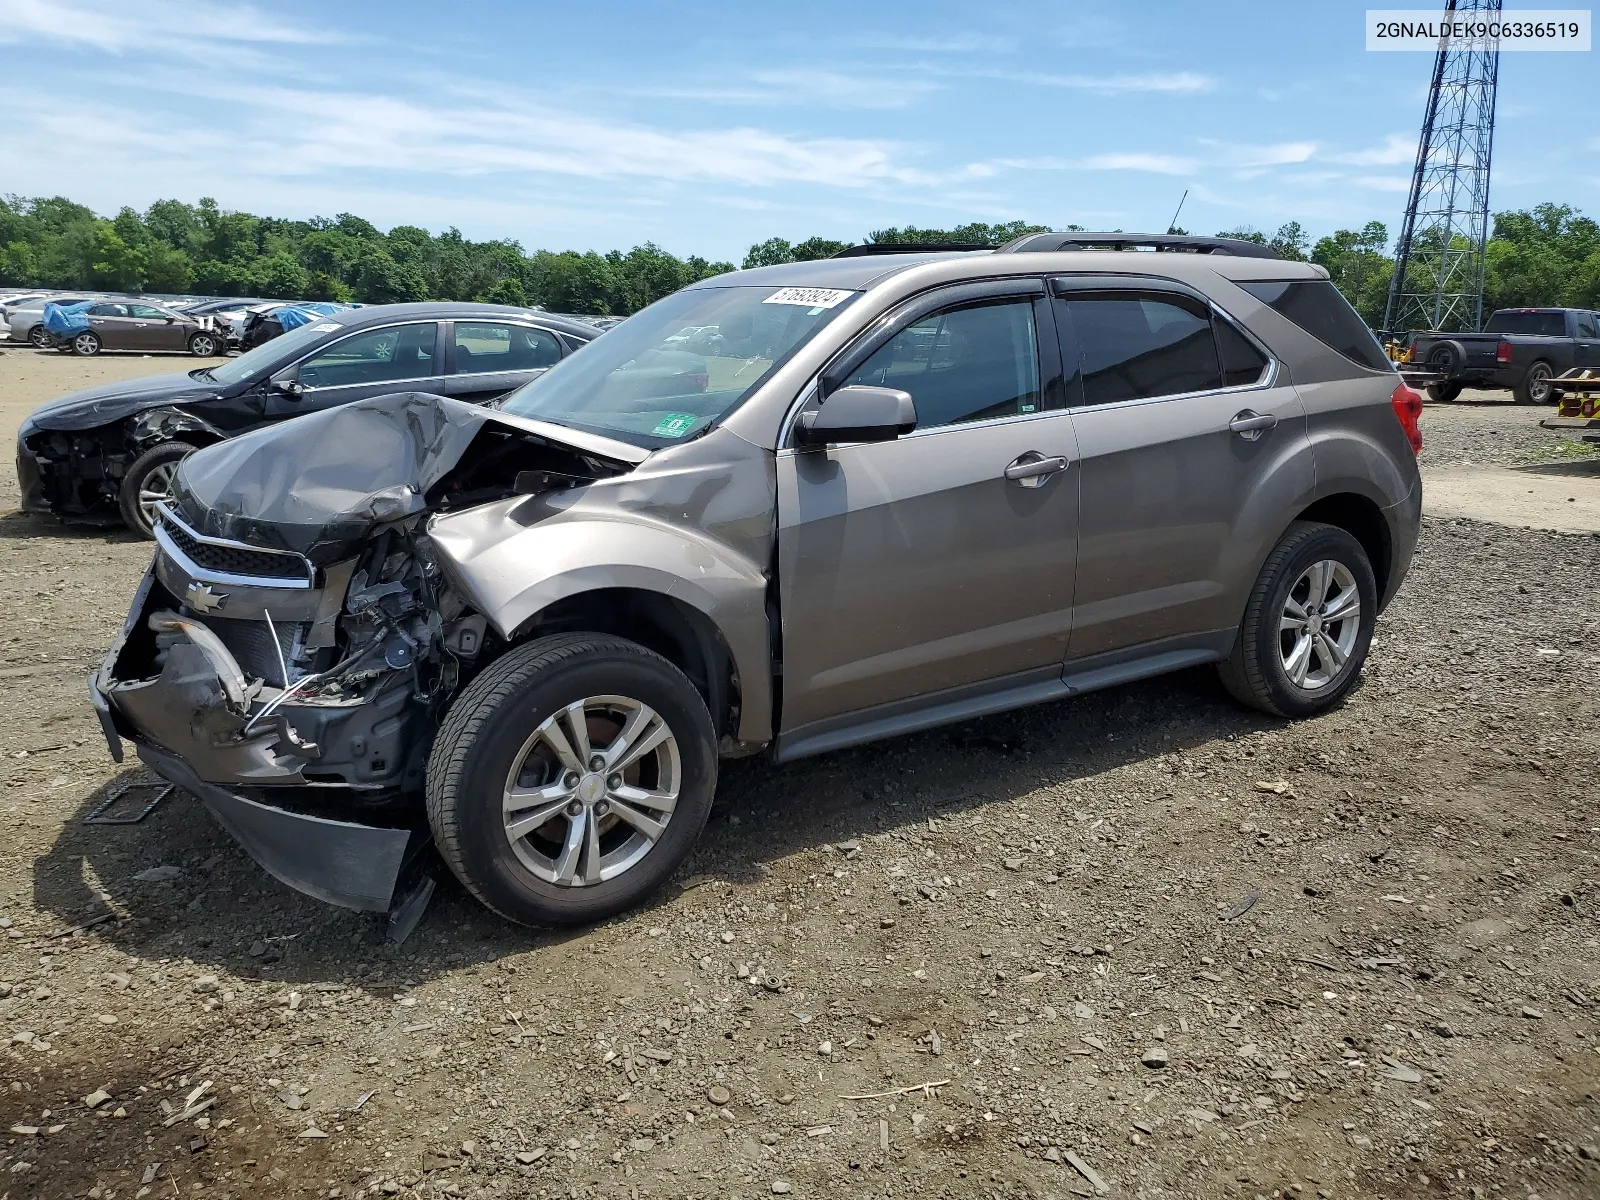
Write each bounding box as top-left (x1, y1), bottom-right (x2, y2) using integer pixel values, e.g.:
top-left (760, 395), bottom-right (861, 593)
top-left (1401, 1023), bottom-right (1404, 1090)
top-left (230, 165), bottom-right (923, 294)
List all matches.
top-left (0, 351), bottom-right (1597, 1200)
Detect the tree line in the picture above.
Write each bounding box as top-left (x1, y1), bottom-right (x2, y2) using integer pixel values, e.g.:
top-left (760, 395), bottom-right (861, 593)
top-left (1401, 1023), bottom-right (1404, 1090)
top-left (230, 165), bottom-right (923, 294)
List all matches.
top-left (2, 194), bottom-right (1596, 328)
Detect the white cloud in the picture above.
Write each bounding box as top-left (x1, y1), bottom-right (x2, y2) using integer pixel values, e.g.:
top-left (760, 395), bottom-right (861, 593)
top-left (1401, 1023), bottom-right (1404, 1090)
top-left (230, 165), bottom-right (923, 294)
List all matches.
top-left (1081, 153), bottom-right (1199, 175)
top-left (0, 0), bottom-right (338, 51)
top-left (858, 33), bottom-right (1017, 53)
top-left (1352, 175), bottom-right (1412, 192)
top-left (1001, 70), bottom-right (1214, 94)
top-left (645, 69), bottom-right (938, 110)
top-left (1200, 139), bottom-right (1319, 168)
top-left (1328, 134), bottom-right (1415, 166)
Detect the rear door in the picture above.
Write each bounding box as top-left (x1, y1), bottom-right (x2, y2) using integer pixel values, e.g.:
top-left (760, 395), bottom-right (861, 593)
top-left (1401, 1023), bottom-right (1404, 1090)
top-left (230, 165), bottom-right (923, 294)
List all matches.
top-left (87, 302), bottom-right (141, 349)
top-left (1053, 278), bottom-right (1312, 661)
top-left (269, 321), bottom-right (442, 416)
top-left (776, 280), bottom-right (1082, 742)
top-left (1574, 312), bottom-right (1600, 369)
top-left (439, 319), bottom-right (567, 405)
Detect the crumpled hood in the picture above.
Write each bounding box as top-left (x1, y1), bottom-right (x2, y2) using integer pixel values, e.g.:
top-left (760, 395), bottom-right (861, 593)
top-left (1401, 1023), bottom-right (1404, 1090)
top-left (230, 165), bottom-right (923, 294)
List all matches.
top-left (168, 390), bottom-right (640, 564)
top-left (23, 372), bottom-right (227, 432)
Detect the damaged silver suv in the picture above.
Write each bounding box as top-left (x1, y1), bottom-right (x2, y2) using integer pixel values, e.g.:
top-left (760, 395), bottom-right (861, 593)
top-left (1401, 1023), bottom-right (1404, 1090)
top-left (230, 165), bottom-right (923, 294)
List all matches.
top-left (92, 233), bottom-right (1424, 929)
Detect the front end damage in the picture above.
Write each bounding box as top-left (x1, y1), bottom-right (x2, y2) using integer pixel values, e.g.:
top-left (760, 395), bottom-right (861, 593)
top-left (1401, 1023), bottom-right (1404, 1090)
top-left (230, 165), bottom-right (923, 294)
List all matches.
top-left (91, 391), bottom-right (637, 919)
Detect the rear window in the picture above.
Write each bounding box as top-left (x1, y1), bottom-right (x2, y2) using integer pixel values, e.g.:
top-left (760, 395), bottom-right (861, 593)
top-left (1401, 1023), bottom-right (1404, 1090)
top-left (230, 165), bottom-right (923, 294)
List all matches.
top-left (1239, 280), bottom-right (1391, 372)
top-left (1484, 310), bottom-right (1567, 337)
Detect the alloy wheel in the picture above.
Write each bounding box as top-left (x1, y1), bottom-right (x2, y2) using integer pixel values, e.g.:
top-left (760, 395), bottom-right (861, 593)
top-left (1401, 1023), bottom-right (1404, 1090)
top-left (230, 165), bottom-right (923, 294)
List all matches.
top-left (137, 462), bottom-right (179, 529)
top-left (73, 332), bottom-right (99, 356)
top-left (1527, 364), bottom-right (1553, 403)
top-left (27, 326), bottom-right (49, 349)
top-left (1278, 559), bottom-right (1360, 690)
top-left (501, 695), bottom-right (680, 887)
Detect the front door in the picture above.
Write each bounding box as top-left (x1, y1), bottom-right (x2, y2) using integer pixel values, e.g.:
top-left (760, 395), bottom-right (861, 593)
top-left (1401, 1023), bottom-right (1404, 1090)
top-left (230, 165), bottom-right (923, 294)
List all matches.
top-left (271, 322), bottom-right (441, 416)
top-left (776, 285), bottom-right (1081, 741)
top-left (1575, 312), bottom-right (1600, 370)
top-left (128, 303), bottom-right (186, 351)
top-left (1052, 281), bottom-right (1312, 660)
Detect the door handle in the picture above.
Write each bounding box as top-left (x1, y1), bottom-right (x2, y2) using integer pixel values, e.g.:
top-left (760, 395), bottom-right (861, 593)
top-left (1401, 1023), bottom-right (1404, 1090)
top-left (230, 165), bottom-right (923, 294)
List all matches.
top-left (1228, 410), bottom-right (1278, 440)
top-left (1004, 453), bottom-right (1069, 487)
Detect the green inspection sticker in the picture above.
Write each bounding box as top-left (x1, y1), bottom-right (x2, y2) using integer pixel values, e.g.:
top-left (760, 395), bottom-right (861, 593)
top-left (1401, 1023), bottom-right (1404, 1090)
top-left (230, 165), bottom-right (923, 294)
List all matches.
top-left (652, 412), bottom-right (698, 438)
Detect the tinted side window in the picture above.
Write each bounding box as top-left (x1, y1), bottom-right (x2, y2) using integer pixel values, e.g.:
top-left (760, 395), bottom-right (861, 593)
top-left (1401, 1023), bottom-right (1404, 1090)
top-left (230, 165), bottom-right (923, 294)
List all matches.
top-left (1576, 314), bottom-right (1597, 339)
top-left (129, 303), bottom-right (168, 319)
top-left (1064, 296), bottom-right (1221, 405)
top-left (1215, 316), bottom-right (1269, 386)
top-left (298, 323), bottom-right (438, 388)
top-left (844, 299), bottom-right (1040, 429)
top-left (89, 303), bottom-right (129, 317)
top-left (453, 322), bottom-right (562, 373)
top-left (1240, 280), bottom-right (1391, 371)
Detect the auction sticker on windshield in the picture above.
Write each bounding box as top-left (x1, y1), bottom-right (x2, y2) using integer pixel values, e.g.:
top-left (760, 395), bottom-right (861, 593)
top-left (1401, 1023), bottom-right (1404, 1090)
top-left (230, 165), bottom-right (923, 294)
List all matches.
top-left (652, 413), bottom-right (699, 438)
top-left (763, 287), bottom-right (853, 309)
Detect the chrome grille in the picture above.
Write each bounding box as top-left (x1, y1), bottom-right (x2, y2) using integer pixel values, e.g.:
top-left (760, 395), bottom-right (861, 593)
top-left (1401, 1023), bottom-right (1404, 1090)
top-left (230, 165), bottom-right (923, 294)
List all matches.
top-left (154, 504), bottom-right (314, 588)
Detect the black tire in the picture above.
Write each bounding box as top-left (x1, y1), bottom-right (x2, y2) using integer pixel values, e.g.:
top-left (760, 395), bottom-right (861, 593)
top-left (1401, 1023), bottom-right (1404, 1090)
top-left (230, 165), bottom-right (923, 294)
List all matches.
top-left (426, 633), bottom-right (717, 927)
top-left (1218, 521), bottom-right (1377, 719)
top-left (1512, 360), bottom-right (1555, 406)
top-left (71, 331), bottom-right (101, 357)
top-left (1426, 381), bottom-right (1463, 403)
top-left (26, 324), bottom-right (50, 349)
top-left (187, 330), bottom-right (220, 357)
top-left (117, 441), bottom-right (193, 538)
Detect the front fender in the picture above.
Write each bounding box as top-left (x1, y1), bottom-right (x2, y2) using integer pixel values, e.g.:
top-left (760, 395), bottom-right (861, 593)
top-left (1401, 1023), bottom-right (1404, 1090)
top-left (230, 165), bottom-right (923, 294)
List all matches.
top-left (127, 406), bottom-right (225, 449)
top-left (427, 500), bottom-right (773, 744)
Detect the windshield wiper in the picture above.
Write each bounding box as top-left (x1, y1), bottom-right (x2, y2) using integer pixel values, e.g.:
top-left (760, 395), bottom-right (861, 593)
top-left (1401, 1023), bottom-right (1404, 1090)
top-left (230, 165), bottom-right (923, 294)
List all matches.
top-left (188, 367), bottom-right (215, 381)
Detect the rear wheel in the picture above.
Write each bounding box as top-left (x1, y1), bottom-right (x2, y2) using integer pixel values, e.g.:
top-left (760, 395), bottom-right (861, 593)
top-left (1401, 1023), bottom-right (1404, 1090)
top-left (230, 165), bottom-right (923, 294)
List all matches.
top-left (117, 441), bottom-right (193, 538)
top-left (1218, 521), bottom-right (1377, 718)
top-left (71, 331), bottom-right (101, 357)
top-left (187, 330), bottom-right (220, 357)
top-left (26, 324), bottom-right (50, 349)
top-left (1513, 360), bottom-right (1555, 405)
top-left (426, 634), bottom-right (717, 927)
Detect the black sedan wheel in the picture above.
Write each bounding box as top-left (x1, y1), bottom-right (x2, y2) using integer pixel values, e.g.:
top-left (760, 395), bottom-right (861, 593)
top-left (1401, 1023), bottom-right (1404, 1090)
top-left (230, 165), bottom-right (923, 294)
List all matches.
top-left (118, 442), bottom-right (193, 538)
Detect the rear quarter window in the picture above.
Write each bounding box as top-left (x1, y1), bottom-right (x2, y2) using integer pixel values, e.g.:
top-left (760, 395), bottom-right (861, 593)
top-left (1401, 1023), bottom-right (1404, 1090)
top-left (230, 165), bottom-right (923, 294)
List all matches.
top-left (1238, 280), bottom-right (1392, 373)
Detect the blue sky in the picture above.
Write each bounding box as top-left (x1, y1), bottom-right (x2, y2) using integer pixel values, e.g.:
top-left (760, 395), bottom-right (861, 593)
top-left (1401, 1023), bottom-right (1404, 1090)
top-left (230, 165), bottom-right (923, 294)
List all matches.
top-left (1, 0), bottom-right (1594, 261)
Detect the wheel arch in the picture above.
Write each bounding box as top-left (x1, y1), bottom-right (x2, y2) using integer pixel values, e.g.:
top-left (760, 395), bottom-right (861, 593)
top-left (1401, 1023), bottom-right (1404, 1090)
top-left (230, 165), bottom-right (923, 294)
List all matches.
top-left (125, 407), bottom-right (227, 453)
top-left (509, 586), bottom-right (744, 749)
top-left (1292, 491), bottom-right (1393, 605)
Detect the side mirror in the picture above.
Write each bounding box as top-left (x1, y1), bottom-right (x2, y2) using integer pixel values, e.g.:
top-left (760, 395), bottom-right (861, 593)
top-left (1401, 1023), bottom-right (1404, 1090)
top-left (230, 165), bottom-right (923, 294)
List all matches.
top-left (795, 385), bottom-right (916, 447)
top-left (271, 379), bottom-right (305, 401)
top-left (165, 316), bottom-right (175, 324)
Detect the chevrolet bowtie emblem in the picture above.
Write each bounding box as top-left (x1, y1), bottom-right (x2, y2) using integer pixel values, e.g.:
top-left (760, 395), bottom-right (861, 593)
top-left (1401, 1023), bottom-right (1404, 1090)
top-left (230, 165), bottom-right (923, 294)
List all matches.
top-left (184, 582), bottom-right (229, 614)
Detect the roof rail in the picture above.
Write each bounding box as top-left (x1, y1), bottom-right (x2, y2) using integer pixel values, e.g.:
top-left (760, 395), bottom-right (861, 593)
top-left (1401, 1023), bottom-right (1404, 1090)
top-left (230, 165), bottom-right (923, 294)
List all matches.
top-left (831, 242), bottom-right (993, 258)
top-left (996, 232), bottom-right (1284, 260)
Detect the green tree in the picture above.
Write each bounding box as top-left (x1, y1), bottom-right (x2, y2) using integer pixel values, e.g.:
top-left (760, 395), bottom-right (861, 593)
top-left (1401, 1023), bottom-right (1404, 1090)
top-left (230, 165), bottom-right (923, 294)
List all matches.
top-left (743, 237), bottom-right (794, 268)
top-left (142, 242), bottom-right (196, 293)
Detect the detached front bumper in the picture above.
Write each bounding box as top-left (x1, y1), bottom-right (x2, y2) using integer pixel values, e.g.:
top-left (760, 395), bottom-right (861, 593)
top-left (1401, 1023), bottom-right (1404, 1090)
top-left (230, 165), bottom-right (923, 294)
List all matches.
top-left (90, 566), bottom-right (431, 913)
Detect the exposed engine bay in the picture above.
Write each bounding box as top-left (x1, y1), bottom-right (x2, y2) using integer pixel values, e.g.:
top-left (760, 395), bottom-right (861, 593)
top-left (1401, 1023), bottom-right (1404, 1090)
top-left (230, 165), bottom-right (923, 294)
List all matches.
top-left (91, 391), bottom-right (638, 913)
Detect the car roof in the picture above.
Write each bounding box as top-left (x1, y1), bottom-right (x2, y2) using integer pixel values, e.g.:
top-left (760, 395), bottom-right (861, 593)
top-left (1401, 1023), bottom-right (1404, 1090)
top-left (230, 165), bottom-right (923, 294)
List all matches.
top-left (328, 301), bottom-right (600, 339)
top-left (688, 248), bottom-right (1328, 295)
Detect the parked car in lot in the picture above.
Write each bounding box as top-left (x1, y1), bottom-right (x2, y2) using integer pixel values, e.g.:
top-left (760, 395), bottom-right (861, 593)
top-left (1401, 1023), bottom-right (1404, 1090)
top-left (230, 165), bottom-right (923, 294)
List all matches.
top-left (89, 234), bottom-right (1424, 929)
top-left (7, 294), bottom-right (98, 346)
top-left (16, 302), bottom-right (598, 536)
top-left (1407, 307), bottom-right (1600, 403)
top-left (48, 298), bottom-right (227, 357)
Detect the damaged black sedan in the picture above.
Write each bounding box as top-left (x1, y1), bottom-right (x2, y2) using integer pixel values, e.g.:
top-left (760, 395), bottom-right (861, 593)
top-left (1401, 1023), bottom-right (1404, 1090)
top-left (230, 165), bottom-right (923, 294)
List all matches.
top-left (17, 303), bottom-right (597, 537)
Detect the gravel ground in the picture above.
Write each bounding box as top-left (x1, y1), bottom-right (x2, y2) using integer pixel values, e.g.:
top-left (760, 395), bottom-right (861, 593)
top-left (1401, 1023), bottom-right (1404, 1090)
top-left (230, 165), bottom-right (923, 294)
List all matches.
top-left (0, 353), bottom-right (1597, 1200)
top-left (1418, 390), bottom-right (1597, 469)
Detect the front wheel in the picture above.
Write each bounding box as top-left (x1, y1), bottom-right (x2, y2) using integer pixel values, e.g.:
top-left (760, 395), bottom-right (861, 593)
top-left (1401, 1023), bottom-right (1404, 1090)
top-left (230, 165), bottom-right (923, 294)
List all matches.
top-left (1513, 361), bottom-right (1555, 406)
top-left (1218, 521), bottom-right (1377, 718)
top-left (71, 331), bottom-right (101, 357)
top-left (426, 634), bottom-right (717, 926)
top-left (188, 331), bottom-right (220, 357)
top-left (118, 441), bottom-right (193, 537)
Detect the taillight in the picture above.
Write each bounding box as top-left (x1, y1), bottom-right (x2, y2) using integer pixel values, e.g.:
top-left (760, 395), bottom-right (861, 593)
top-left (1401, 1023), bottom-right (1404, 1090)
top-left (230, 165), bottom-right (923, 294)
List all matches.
top-left (1495, 341), bottom-right (1513, 364)
top-left (1390, 382), bottom-right (1423, 455)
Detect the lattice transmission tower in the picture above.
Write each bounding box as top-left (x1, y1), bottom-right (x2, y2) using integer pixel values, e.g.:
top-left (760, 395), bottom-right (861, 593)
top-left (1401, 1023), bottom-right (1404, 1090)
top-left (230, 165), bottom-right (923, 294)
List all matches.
top-left (1383, 0), bottom-right (1501, 334)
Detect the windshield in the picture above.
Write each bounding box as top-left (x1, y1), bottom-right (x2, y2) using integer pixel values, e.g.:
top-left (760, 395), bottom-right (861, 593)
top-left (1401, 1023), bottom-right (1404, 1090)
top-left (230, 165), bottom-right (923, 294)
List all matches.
top-left (196, 319), bottom-right (346, 385)
top-left (499, 284), bottom-right (858, 447)
top-left (1484, 311), bottom-right (1566, 337)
